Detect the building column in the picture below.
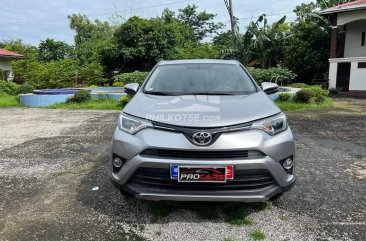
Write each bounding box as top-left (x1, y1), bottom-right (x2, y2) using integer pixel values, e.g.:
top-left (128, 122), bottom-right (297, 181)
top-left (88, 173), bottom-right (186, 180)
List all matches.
top-left (330, 14), bottom-right (338, 58)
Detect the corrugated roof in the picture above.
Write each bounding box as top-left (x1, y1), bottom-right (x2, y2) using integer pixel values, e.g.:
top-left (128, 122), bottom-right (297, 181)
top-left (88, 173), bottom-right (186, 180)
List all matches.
top-left (0, 49), bottom-right (24, 58)
top-left (319, 0), bottom-right (366, 14)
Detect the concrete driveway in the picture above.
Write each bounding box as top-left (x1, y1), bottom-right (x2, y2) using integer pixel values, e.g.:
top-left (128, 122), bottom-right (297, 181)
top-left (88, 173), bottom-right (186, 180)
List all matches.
top-left (0, 98), bottom-right (365, 241)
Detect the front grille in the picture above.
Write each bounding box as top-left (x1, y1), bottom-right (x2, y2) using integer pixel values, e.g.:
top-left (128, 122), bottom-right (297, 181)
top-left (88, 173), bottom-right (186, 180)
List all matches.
top-left (140, 149), bottom-right (265, 160)
top-left (128, 168), bottom-right (276, 191)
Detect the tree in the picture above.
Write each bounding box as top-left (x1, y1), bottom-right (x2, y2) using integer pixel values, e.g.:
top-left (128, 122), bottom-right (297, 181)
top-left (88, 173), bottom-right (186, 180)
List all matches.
top-left (284, 3), bottom-right (331, 82)
top-left (177, 4), bottom-right (223, 41)
top-left (68, 14), bottom-right (118, 73)
top-left (38, 38), bottom-right (74, 62)
top-left (247, 15), bottom-right (291, 68)
top-left (212, 30), bottom-right (233, 47)
top-left (114, 16), bottom-right (192, 71)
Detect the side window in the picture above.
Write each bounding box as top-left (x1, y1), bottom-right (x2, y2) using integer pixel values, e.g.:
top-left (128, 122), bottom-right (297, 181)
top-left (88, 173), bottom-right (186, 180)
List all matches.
top-left (362, 32), bottom-right (365, 47)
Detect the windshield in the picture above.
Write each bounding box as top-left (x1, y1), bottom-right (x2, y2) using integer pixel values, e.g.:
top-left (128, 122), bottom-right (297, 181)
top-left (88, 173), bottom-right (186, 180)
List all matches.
top-left (143, 63), bottom-right (257, 95)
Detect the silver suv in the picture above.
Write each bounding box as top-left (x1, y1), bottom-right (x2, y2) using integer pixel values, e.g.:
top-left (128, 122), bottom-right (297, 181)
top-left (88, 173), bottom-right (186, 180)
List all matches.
top-left (111, 60), bottom-right (295, 202)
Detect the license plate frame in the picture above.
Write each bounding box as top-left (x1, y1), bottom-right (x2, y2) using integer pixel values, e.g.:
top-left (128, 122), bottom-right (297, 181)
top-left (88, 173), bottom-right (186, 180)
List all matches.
top-left (170, 165), bottom-right (234, 183)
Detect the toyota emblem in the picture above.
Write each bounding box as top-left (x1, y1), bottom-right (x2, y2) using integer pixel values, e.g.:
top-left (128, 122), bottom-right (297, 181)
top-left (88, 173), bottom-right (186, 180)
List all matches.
top-left (192, 132), bottom-right (212, 146)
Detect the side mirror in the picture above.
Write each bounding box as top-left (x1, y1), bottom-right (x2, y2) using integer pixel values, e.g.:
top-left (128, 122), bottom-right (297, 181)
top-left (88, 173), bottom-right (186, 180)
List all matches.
top-left (261, 82), bottom-right (279, 95)
top-left (124, 83), bottom-right (139, 95)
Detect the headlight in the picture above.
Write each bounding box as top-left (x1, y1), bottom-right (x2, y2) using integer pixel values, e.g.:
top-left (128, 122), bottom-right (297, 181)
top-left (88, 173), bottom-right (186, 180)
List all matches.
top-left (118, 113), bottom-right (153, 134)
top-left (251, 113), bottom-right (288, 135)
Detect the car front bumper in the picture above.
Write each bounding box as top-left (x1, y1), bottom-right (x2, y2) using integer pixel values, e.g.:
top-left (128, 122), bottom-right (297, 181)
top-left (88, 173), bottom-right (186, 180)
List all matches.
top-left (111, 127), bottom-right (295, 202)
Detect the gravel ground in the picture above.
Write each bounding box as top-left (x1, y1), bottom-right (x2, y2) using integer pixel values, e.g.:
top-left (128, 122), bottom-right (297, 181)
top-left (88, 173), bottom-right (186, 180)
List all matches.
top-left (0, 98), bottom-right (365, 241)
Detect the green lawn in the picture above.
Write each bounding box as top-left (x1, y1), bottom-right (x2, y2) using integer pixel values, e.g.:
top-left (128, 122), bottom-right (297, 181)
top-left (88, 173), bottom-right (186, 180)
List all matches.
top-left (0, 95), bottom-right (21, 107)
top-left (47, 99), bottom-right (121, 110)
top-left (276, 97), bottom-right (333, 111)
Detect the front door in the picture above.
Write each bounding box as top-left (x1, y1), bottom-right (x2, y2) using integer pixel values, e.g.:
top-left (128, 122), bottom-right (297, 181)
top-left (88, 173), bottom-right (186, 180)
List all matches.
top-left (336, 62), bottom-right (351, 91)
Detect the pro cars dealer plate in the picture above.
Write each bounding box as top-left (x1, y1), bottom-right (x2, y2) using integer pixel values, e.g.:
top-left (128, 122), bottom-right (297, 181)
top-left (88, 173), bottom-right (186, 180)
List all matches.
top-left (170, 165), bottom-right (234, 183)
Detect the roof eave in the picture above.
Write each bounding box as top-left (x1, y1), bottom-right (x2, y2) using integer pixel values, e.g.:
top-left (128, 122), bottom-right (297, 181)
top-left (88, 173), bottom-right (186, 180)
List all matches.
top-left (319, 5), bottom-right (366, 15)
top-left (0, 55), bottom-right (26, 60)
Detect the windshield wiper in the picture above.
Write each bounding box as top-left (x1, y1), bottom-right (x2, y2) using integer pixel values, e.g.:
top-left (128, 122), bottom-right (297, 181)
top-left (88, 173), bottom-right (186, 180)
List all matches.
top-left (144, 91), bottom-right (181, 96)
top-left (186, 92), bottom-right (236, 95)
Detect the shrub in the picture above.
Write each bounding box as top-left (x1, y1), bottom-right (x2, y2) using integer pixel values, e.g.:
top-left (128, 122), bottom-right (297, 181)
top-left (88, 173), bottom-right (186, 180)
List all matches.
top-left (247, 67), bottom-right (296, 85)
top-left (70, 89), bottom-right (91, 103)
top-left (277, 92), bottom-right (292, 102)
top-left (113, 72), bottom-right (149, 86)
top-left (290, 83), bottom-right (308, 88)
top-left (118, 95), bottom-right (131, 108)
top-left (293, 85), bottom-right (329, 104)
top-left (0, 80), bottom-right (19, 95)
top-left (112, 82), bottom-right (124, 87)
top-left (294, 89), bottom-right (314, 103)
top-left (89, 85), bottom-right (99, 88)
top-left (17, 83), bottom-right (34, 94)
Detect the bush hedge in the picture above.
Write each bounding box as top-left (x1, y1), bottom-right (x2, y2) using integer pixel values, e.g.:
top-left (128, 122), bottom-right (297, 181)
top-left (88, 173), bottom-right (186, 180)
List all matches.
top-left (113, 72), bottom-right (149, 86)
top-left (118, 95), bottom-right (131, 108)
top-left (0, 80), bottom-right (19, 95)
top-left (294, 85), bottom-right (329, 103)
top-left (68, 89), bottom-right (91, 103)
top-left (247, 67), bottom-right (297, 85)
top-left (277, 92), bottom-right (292, 102)
top-left (17, 83), bottom-right (34, 94)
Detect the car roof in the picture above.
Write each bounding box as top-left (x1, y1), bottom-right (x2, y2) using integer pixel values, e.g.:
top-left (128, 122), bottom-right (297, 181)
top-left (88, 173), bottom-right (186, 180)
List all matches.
top-left (158, 59), bottom-right (241, 66)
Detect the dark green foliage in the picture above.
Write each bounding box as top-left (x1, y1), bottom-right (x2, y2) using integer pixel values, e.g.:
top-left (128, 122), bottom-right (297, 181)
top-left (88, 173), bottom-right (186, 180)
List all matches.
top-left (0, 80), bottom-right (19, 95)
top-left (113, 72), bottom-right (149, 86)
top-left (223, 204), bottom-right (254, 226)
top-left (294, 89), bottom-right (315, 103)
top-left (38, 38), bottom-right (74, 62)
top-left (277, 92), bottom-right (292, 102)
top-left (294, 86), bottom-right (329, 104)
top-left (17, 83), bottom-right (34, 94)
top-left (177, 4), bottom-right (223, 41)
top-left (70, 89), bottom-right (91, 103)
top-left (114, 16), bottom-right (192, 71)
top-left (249, 230), bottom-right (266, 240)
top-left (118, 95), bottom-right (131, 108)
top-left (284, 3), bottom-right (330, 82)
top-left (247, 67), bottom-right (296, 85)
top-left (12, 58), bottom-right (104, 88)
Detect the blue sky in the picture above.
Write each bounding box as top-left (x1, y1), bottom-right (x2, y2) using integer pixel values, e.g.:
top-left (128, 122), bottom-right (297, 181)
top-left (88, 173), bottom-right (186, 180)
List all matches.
top-left (0, 0), bottom-right (312, 45)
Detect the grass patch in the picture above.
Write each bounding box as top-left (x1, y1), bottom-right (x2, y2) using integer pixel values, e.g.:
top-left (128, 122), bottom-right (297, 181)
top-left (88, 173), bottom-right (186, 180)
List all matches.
top-left (224, 204), bottom-right (253, 226)
top-left (249, 230), bottom-right (266, 240)
top-left (47, 99), bottom-right (121, 110)
top-left (0, 95), bottom-right (20, 107)
top-left (149, 202), bottom-right (221, 222)
top-left (149, 202), bottom-right (177, 222)
top-left (276, 97), bottom-right (333, 111)
top-left (52, 163), bottom-right (93, 177)
top-left (246, 202), bottom-right (272, 211)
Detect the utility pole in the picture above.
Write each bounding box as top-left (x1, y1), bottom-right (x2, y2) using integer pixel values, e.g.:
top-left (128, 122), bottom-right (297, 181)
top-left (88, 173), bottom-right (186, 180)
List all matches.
top-left (224, 0), bottom-right (236, 47)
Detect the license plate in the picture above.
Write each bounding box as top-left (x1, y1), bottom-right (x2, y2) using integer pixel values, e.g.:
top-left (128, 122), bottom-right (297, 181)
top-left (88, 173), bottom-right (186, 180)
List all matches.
top-left (170, 165), bottom-right (234, 183)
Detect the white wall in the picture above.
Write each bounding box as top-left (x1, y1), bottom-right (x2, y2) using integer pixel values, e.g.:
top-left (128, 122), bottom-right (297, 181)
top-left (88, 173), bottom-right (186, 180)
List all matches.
top-left (344, 20), bottom-right (366, 58)
top-left (349, 61), bottom-right (366, 91)
top-left (328, 62), bottom-right (338, 89)
top-left (0, 58), bottom-right (12, 71)
top-left (0, 58), bottom-right (13, 81)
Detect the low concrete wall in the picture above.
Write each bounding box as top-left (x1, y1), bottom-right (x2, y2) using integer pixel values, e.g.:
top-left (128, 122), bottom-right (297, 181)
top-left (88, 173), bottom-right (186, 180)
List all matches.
top-left (20, 94), bottom-right (73, 107)
top-left (20, 87), bottom-right (126, 107)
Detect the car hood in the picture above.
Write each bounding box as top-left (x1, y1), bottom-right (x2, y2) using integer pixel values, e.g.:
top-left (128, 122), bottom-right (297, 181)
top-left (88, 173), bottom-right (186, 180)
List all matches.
top-left (123, 92), bottom-right (281, 127)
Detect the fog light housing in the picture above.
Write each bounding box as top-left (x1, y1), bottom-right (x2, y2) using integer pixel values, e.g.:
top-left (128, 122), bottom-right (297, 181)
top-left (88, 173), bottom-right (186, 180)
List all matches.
top-left (113, 157), bottom-right (123, 168)
top-left (282, 158), bottom-right (293, 170)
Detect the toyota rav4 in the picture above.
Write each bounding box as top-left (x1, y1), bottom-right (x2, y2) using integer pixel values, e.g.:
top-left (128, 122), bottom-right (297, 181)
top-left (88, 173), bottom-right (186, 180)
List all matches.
top-left (111, 59), bottom-right (295, 202)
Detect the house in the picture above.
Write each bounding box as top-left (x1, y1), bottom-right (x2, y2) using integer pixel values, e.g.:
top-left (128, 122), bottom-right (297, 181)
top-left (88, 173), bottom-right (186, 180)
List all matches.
top-left (320, 0), bottom-right (366, 96)
top-left (0, 49), bottom-right (25, 81)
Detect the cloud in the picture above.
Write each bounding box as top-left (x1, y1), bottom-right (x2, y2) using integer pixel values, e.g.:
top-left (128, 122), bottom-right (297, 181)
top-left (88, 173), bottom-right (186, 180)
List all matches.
top-left (0, 0), bottom-right (313, 45)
